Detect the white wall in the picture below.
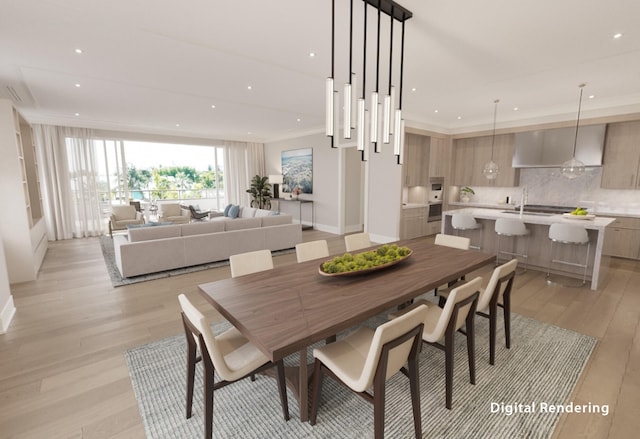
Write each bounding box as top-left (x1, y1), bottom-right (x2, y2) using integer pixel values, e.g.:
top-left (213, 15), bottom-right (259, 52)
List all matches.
top-left (0, 231), bottom-right (16, 334)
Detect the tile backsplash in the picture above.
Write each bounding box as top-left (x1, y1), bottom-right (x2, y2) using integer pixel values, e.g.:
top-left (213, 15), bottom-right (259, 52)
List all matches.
top-left (452, 168), bottom-right (640, 214)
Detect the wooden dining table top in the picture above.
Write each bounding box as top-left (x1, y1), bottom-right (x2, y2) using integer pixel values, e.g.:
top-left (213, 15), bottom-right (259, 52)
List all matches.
top-left (198, 238), bottom-right (495, 362)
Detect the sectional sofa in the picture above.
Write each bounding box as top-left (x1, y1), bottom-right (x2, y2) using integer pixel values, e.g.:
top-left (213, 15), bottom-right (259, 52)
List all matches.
top-left (113, 210), bottom-right (301, 277)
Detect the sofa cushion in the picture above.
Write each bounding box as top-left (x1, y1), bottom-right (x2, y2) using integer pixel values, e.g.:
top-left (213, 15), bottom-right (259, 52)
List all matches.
top-left (160, 203), bottom-right (182, 217)
top-left (180, 221), bottom-right (225, 236)
top-left (224, 217), bottom-right (261, 231)
top-left (255, 208), bottom-right (271, 217)
top-left (228, 205), bottom-right (240, 218)
top-left (129, 225), bottom-right (181, 242)
top-left (261, 214), bottom-right (292, 227)
top-left (223, 204), bottom-right (233, 216)
top-left (241, 206), bottom-right (257, 218)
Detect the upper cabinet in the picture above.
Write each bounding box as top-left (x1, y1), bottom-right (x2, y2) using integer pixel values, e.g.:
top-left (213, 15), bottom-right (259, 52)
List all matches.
top-left (452, 133), bottom-right (519, 187)
top-left (402, 133), bottom-right (429, 187)
top-left (601, 120), bottom-right (640, 189)
top-left (428, 136), bottom-right (448, 177)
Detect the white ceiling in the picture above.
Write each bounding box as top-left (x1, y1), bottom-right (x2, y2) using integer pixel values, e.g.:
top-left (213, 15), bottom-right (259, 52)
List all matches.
top-left (2, 0), bottom-right (640, 143)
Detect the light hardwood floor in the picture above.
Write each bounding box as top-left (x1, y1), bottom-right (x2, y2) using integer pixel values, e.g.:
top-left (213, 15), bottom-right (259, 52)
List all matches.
top-left (0, 231), bottom-right (638, 438)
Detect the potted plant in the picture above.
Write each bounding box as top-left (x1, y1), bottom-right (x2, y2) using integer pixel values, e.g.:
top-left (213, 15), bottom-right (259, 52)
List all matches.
top-left (460, 186), bottom-right (475, 203)
top-left (292, 187), bottom-right (302, 200)
top-left (246, 175), bottom-right (272, 209)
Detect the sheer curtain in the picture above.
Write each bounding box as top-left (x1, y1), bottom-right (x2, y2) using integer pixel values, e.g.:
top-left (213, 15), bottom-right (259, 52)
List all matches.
top-left (223, 141), bottom-right (265, 206)
top-left (34, 125), bottom-right (103, 239)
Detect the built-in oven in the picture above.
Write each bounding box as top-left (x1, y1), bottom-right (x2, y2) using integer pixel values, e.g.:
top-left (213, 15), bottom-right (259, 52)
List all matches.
top-left (427, 201), bottom-right (442, 222)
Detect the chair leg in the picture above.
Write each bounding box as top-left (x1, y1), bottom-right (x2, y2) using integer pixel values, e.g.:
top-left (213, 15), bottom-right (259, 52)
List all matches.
top-left (444, 331), bottom-right (454, 410)
top-left (373, 370), bottom-right (386, 439)
top-left (203, 367), bottom-right (214, 439)
top-left (489, 304), bottom-right (497, 366)
top-left (503, 298), bottom-right (511, 350)
top-left (408, 355), bottom-right (422, 439)
top-left (185, 339), bottom-right (197, 418)
top-left (466, 316), bottom-right (476, 385)
top-left (309, 359), bottom-right (324, 425)
top-left (275, 360), bottom-right (290, 421)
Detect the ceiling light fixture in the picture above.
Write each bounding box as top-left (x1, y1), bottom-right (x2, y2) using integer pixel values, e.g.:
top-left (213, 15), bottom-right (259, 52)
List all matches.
top-left (482, 99), bottom-right (501, 180)
top-left (75, 83), bottom-right (81, 88)
top-left (561, 83), bottom-right (587, 179)
top-left (613, 32), bottom-right (623, 39)
top-left (325, 0), bottom-right (412, 163)
top-left (74, 48), bottom-right (83, 54)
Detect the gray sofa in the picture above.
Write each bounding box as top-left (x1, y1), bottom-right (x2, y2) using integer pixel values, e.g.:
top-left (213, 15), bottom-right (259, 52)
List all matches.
top-left (113, 213), bottom-right (301, 277)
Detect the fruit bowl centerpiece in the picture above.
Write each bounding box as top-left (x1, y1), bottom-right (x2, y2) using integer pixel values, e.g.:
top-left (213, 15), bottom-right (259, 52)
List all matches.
top-left (563, 207), bottom-right (595, 220)
top-left (319, 244), bottom-right (413, 277)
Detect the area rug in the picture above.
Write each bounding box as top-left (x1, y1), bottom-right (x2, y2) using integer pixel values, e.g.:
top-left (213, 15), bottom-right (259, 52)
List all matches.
top-left (99, 236), bottom-right (295, 287)
top-left (125, 311), bottom-right (597, 439)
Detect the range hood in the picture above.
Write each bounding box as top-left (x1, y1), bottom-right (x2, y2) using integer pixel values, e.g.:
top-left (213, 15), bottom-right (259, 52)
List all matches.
top-left (512, 124), bottom-right (606, 168)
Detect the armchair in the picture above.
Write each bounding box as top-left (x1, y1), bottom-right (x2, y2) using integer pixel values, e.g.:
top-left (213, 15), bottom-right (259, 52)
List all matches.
top-left (188, 205), bottom-right (210, 221)
top-left (109, 205), bottom-right (144, 237)
top-left (158, 203), bottom-right (190, 224)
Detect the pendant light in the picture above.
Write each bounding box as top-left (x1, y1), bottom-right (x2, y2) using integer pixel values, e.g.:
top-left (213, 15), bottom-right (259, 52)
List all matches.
top-left (482, 99), bottom-right (500, 180)
top-left (561, 83), bottom-right (587, 179)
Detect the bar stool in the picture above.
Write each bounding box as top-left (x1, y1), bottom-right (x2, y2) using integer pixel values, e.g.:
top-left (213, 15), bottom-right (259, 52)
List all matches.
top-left (451, 213), bottom-right (483, 250)
top-left (494, 218), bottom-right (529, 271)
top-left (546, 223), bottom-right (590, 287)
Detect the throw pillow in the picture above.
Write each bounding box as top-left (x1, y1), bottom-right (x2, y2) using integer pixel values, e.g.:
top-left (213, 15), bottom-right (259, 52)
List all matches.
top-left (228, 204), bottom-right (240, 218)
top-left (223, 204), bottom-right (233, 217)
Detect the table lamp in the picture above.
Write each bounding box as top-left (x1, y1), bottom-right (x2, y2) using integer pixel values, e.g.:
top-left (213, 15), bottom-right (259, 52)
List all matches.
top-left (269, 174), bottom-right (283, 199)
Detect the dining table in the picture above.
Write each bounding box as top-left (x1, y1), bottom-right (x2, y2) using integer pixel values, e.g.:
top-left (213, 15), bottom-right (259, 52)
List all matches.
top-left (198, 237), bottom-right (495, 421)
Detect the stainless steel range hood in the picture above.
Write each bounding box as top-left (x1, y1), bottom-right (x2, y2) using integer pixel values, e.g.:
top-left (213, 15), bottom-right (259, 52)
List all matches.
top-left (512, 124), bottom-right (606, 168)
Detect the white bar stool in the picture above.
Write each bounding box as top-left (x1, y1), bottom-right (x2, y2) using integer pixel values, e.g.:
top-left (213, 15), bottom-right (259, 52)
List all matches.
top-left (494, 218), bottom-right (529, 271)
top-left (547, 223), bottom-right (590, 287)
top-left (451, 213), bottom-right (483, 250)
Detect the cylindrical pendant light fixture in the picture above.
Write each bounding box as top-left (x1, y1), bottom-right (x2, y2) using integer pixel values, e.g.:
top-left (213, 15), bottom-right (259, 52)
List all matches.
top-left (343, 83), bottom-right (352, 139)
top-left (326, 78), bottom-right (334, 137)
top-left (393, 108), bottom-right (402, 155)
top-left (371, 0), bottom-right (382, 151)
top-left (382, 94), bottom-right (391, 143)
top-left (326, 0), bottom-right (335, 147)
top-left (357, 98), bottom-right (365, 151)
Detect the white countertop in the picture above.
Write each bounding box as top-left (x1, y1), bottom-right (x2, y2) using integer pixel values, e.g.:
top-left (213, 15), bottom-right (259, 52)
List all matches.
top-left (448, 201), bottom-right (640, 218)
top-left (443, 208), bottom-right (616, 231)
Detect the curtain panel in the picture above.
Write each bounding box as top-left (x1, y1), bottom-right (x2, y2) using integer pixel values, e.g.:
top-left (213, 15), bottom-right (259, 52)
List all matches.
top-left (33, 125), bottom-right (103, 240)
top-left (223, 141), bottom-right (265, 206)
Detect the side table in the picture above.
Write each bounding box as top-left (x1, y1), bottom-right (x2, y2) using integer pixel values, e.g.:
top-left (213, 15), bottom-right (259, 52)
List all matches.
top-left (278, 198), bottom-right (314, 230)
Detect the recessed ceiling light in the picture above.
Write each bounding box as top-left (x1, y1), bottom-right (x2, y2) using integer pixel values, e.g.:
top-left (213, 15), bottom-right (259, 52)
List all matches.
top-left (411, 87), bottom-right (417, 92)
top-left (247, 131), bottom-right (252, 135)
top-left (457, 116), bottom-right (462, 120)
top-left (247, 85), bottom-right (252, 90)
top-left (309, 52), bottom-right (316, 57)
top-left (589, 94), bottom-right (595, 99)
top-left (613, 32), bottom-right (623, 39)
top-left (75, 48), bottom-right (83, 54)
top-left (296, 118), bottom-right (301, 122)
top-left (513, 107), bottom-right (519, 111)
top-left (75, 83), bottom-right (81, 88)
top-left (74, 113), bottom-right (80, 116)
top-left (434, 109), bottom-right (439, 113)
top-left (175, 123), bottom-right (180, 127)
top-left (211, 104), bottom-right (216, 109)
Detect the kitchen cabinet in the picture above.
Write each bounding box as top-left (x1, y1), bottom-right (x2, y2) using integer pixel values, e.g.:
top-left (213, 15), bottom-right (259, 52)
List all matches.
top-left (402, 133), bottom-right (429, 187)
top-left (603, 216), bottom-right (640, 260)
top-left (400, 207), bottom-right (427, 239)
top-left (452, 133), bottom-right (519, 187)
top-left (428, 137), bottom-right (447, 177)
top-left (0, 99), bottom-right (47, 283)
top-left (601, 121), bottom-right (640, 189)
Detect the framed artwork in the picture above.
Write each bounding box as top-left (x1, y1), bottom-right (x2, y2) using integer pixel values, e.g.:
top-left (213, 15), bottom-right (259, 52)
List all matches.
top-left (281, 148), bottom-right (313, 194)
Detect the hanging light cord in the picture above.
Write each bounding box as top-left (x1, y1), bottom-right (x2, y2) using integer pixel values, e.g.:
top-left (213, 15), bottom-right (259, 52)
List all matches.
top-left (572, 84), bottom-right (586, 157)
top-left (490, 99), bottom-right (499, 160)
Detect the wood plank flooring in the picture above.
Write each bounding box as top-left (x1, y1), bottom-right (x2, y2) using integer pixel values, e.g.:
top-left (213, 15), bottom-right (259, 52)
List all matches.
top-left (0, 231), bottom-right (638, 438)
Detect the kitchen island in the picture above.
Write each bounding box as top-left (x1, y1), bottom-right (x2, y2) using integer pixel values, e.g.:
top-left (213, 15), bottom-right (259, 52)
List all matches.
top-left (442, 208), bottom-right (616, 290)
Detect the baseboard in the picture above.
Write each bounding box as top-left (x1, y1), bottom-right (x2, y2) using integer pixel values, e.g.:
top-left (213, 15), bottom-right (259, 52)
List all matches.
top-left (0, 295), bottom-right (16, 334)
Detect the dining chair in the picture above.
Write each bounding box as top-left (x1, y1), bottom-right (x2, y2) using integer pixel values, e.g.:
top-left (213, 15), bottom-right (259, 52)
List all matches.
top-left (310, 304), bottom-right (429, 439)
top-left (178, 294), bottom-right (289, 439)
top-left (344, 232), bottom-right (372, 252)
top-left (391, 277), bottom-right (482, 409)
top-left (433, 233), bottom-right (471, 295)
top-left (229, 249), bottom-right (273, 277)
top-left (295, 239), bottom-right (330, 263)
top-left (439, 259), bottom-right (517, 365)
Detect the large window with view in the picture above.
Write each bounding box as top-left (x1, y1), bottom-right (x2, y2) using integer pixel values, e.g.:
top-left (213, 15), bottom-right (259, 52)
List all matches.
top-left (72, 138), bottom-right (225, 222)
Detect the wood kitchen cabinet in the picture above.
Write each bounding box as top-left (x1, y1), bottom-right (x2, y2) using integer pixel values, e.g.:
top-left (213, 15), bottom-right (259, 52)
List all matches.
top-left (403, 133), bottom-right (429, 187)
top-left (603, 216), bottom-right (640, 260)
top-left (400, 207), bottom-right (427, 239)
top-left (428, 136), bottom-right (447, 177)
top-left (452, 133), bottom-right (519, 187)
top-left (601, 120), bottom-right (640, 189)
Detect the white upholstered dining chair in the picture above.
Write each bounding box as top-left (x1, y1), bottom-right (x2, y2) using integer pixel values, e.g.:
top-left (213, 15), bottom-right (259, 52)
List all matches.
top-left (178, 294), bottom-right (289, 439)
top-left (344, 232), bottom-right (371, 252)
top-left (295, 239), bottom-right (330, 263)
top-left (310, 304), bottom-right (429, 439)
top-left (433, 233), bottom-right (471, 295)
top-left (229, 249), bottom-right (273, 278)
top-left (391, 277), bottom-right (482, 409)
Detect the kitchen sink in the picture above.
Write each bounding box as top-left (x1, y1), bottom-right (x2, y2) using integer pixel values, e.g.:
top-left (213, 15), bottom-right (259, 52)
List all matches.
top-left (501, 210), bottom-right (554, 216)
